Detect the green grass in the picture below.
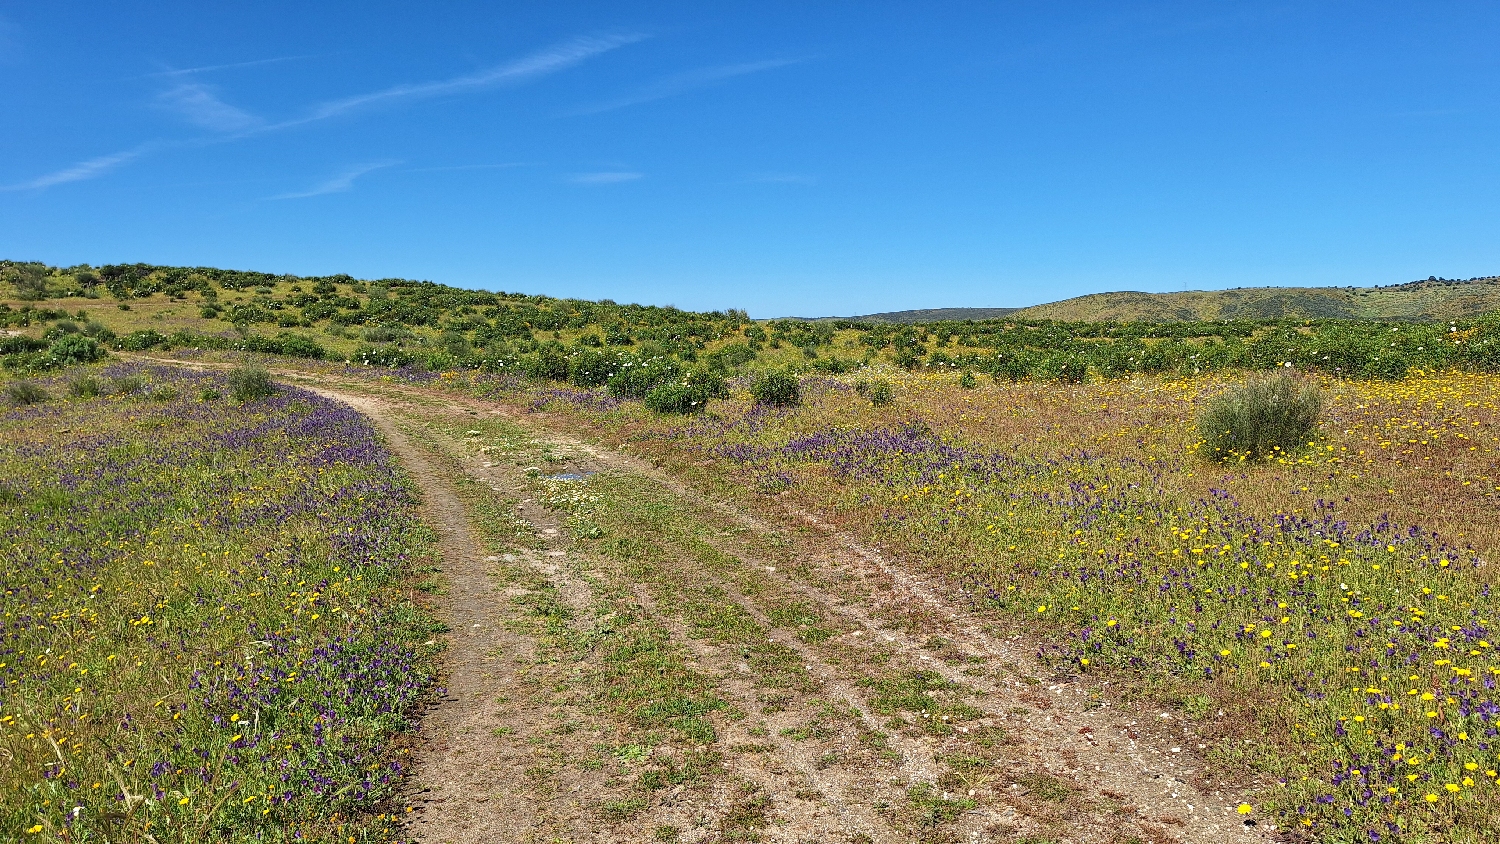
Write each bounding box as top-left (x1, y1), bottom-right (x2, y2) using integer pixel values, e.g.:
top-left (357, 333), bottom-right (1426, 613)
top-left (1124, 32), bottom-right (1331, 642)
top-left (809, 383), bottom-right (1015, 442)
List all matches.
top-left (0, 364), bottom-right (438, 842)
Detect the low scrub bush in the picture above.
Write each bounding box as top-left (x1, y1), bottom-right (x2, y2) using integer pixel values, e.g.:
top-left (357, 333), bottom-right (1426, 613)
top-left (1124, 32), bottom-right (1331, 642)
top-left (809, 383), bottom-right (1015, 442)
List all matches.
top-left (67, 374), bottom-right (102, 399)
top-left (5, 381), bottom-right (49, 405)
top-left (750, 370), bottom-right (801, 407)
top-left (47, 334), bottom-right (104, 366)
top-left (855, 378), bottom-right (894, 405)
top-left (115, 329), bottom-right (168, 351)
top-left (569, 348), bottom-right (621, 387)
top-left (643, 370), bottom-right (728, 414)
top-left (1199, 373), bottom-right (1321, 461)
top-left (227, 362), bottom-right (277, 401)
top-left (609, 358), bottom-right (681, 398)
top-left (110, 374), bottom-right (145, 396)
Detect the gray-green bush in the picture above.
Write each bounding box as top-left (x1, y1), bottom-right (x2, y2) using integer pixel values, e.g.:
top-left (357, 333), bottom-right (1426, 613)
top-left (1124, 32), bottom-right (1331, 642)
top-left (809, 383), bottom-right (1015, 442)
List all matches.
top-left (227, 362), bottom-right (276, 402)
top-left (5, 381), bottom-right (49, 405)
top-left (1198, 373), bottom-right (1321, 462)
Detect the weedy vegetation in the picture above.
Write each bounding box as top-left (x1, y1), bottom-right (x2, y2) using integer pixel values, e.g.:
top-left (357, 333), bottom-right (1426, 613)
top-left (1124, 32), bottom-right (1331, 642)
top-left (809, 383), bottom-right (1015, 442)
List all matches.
top-left (12, 260), bottom-right (1500, 840)
top-left (1199, 373), bottom-right (1324, 462)
top-left (0, 363), bottom-right (437, 842)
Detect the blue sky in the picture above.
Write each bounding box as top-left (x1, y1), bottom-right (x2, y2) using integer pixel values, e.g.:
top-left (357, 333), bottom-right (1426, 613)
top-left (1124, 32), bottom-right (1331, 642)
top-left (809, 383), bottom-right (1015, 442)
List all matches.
top-left (2, 3), bottom-right (1498, 316)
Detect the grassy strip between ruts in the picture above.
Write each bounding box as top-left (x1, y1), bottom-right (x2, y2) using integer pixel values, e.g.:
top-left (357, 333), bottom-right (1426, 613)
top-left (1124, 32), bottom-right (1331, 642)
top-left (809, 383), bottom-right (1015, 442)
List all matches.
top-left (391, 416), bottom-right (731, 826)
top-left (0, 363), bottom-right (442, 842)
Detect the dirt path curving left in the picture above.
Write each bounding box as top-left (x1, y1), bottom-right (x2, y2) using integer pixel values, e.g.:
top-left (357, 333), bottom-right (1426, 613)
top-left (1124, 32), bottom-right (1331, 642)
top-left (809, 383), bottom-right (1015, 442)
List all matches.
top-left (299, 388), bottom-right (540, 844)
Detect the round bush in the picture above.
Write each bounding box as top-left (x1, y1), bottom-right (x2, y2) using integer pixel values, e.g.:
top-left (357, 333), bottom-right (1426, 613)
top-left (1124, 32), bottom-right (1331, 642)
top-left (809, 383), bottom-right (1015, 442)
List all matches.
top-left (1199, 374), bottom-right (1322, 462)
top-left (855, 378), bottom-right (894, 405)
top-left (750, 370), bottom-right (801, 406)
top-left (568, 349), bottom-right (619, 387)
top-left (5, 381), bottom-right (49, 405)
top-left (643, 382), bottom-right (706, 414)
top-left (227, 364), bottom-right (276, 402)
top-left (47, 334), bottom-right (104, 366)
top-left (608, 358), bottom-right (680, 398)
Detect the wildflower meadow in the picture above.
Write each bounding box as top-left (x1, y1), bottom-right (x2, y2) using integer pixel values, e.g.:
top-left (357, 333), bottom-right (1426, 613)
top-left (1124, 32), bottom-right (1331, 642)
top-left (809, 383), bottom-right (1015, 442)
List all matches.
top-left (518, 367), bottom-right (1500, 842)
top-left (0, 364), bottom-right (438, 842)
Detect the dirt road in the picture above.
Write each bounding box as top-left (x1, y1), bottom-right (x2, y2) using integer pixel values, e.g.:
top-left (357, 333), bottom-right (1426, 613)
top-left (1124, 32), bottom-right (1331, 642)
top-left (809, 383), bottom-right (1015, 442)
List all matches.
top-left (137, 357), bottom-right (1279, 843)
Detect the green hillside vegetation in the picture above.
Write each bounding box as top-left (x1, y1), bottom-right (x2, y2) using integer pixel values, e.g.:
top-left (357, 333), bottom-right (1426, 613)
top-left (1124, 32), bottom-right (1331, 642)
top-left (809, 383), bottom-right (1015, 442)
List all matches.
top-left (1014, 275), bottom-right (1500, 322)
top-left (799, 307), bottom-right (1020, 323)
top-left (8, 261), bottom-right (1500, 401)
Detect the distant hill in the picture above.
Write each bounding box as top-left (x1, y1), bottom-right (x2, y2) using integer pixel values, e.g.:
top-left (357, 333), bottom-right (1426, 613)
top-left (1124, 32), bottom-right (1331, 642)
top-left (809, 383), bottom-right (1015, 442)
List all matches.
top-left (791, 276), bottom-right (1500, 323)
top-left (1013, 276), bottom-right (1500, 322)
top-left (796, 307), bottom-right (1021, 323)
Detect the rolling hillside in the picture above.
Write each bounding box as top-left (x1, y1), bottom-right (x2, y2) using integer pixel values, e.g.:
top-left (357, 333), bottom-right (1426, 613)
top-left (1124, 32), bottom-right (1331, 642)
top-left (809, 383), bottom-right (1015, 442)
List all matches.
top-left (800, 307), bottom-right (1020, 323)
top-left (1012, 276), bottom-right (1500, 322)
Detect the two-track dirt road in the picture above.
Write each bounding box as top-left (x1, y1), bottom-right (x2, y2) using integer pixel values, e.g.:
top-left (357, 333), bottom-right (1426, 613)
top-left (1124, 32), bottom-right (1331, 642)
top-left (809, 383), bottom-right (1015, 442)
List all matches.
top-left (139, 357), bottom-right (1280, 844)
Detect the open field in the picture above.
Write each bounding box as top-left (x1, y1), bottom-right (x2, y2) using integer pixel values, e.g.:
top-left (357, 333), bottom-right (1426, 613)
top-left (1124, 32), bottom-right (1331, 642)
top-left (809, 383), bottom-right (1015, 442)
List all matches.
top-left (0, 363), bottom-right (439, 842)
top-left (7, 262), bottom-right (1500, 841)
top-left (5, 351), bottom-right (1482, 842)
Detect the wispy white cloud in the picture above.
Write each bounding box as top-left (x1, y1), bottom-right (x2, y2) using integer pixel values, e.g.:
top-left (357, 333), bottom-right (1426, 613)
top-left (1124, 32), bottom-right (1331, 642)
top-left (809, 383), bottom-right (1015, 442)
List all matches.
top-left (568, 171), bottom-right (642, 185)
top-left (561, 58), bottom-right (800, 117)
top-left (285, 33), bottom-right (647, 128)
top-left (6, 35), bottom-right (639, 193)
top-left (140, 54), bottom-right (319, 79)
top-left (270, 160), bottom-right (399, 200)
top-left (1, 145), bottom-right (154, 191)
top-left (157, 83), bottom-right (264, 133)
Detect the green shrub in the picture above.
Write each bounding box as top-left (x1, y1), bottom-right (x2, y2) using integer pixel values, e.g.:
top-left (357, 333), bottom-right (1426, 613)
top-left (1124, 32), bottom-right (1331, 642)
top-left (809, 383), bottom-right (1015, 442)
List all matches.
top-left (855, 379), bottom-right (894, 406)
top-left (227, 363), bottom-right (276, 402)
top-left (608, 358), bottom-right (681, 398)
top-left (704, 343), bottom-right (756, 373)
top-left (116, 329), bottom-right (167, 351)
top-left (750, 370), bottom-right (800, 407)
top-left (642, 369), bottom-right (727, 414)
top-left (47, 334), bottom-right (104, 366)
top-left (1199, 373), bottom-right (1322, 462)
top-left (110, 375), bottom-right (145, 396)
top-left (988, 353), bottom-right (1030, 382)
top-left (273, 332), bottom-right (326, 360)
top-left (682, 368), bottom-right (728, 400)
top-left (1040, 355), bottom-right (1088, 384)
top-left (67, 375), bottom-right (102, 399)
top-left (959, 370), bottom-right (977, 389)
top-left (5, 381), bottom-right (50, 405)
top-left (520, 345), bottom-right (569, 381)
top-left (569, 348), bottom-right (620, 387)
top-left (351, 345), bottom-right (416, 368)
top-left (643, 382), bottom-right (706, 414)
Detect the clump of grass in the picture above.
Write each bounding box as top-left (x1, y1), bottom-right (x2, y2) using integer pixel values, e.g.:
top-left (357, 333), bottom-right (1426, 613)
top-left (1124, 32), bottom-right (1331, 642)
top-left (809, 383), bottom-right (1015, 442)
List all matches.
top-left (855, 378), bottom-right (894, 406)
top-left (749, 370), bottom-right (800, 407)
top-left (110, 374), bottom-right (145, 396)
top-left (5, 381), bottom-right (49, 405)
top-left (227, 361), bottom-right (276, 401)
top-left (66, 374), bottom-right (102, 399)
top-left (1198, 373), bottom-right (1321, 462)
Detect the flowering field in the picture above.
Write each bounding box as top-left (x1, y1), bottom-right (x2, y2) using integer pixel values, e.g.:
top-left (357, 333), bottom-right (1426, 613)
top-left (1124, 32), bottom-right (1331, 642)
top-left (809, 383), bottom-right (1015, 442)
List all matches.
top-left (0, 364), bottom-right (437, 842)
top-left (514, 368), bottom-right (1500, 843)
